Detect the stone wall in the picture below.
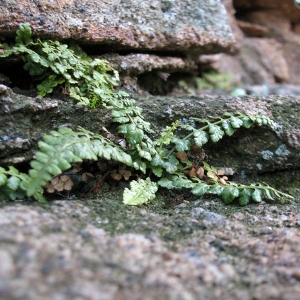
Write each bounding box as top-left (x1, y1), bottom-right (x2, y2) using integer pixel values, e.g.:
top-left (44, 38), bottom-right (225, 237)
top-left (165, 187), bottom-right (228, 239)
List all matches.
top-left (0, 0), bottom-right (235, 54)
top-left (207, 0), bottom-right (300, 86)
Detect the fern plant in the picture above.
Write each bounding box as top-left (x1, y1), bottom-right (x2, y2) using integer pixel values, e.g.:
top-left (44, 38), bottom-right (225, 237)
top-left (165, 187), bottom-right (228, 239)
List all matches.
top-left (0, 23), bottom-right (293, 206)
top-left (111, 106), bottom-right (293, 206)
top-left (0, 107), bottom-right (293, 205)
top-left (0, 23), bottom-right (119, 108)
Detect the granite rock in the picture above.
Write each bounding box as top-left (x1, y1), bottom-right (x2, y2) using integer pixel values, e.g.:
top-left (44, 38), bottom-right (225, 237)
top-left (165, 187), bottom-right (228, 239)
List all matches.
top-left (0, 0), bottom-right (236, 54)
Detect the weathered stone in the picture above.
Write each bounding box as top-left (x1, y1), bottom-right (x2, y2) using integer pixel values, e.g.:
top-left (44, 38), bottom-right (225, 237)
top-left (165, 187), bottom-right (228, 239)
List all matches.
top-left (236, 20), bottom-right (269, 37)
top-left (102, 53), bottom-right (197, 94)
top-left (202, 37), bottom-right (290, 85)
top-left (280, 36), bottom-right (300, 85)
top-left (241, 10), bottom-right (292, 38)
top-left (103, 53), bottom-right (197, 76)
top-left (1, 189), bottom-right (300, 299)
top-left (0, 73), bottom-right (11, 86)
top-left (221, 0), bottom-right (244, 49)
top-left (213, 0), bottom-right (300, 86)
top-left (239, 38), bottom-right (290, 84)
top-left (0, 0), bottom-right (236, 54)
top-left (233, 0), bottom-right (300, 23)
top-left (245, 84), bottom-right (300, 97)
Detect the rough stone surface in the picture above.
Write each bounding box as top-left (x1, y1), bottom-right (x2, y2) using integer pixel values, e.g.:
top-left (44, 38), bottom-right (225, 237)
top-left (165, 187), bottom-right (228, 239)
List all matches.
top-left (1, 2), bottom-right (300, 297)
top-left (0, 0), bottom-right (236, 54)
top-left (103, 53), bottom-right (197, 76)
top-left (205, 37), bottom-right (290, 85)
top-left (239, 38), bottom-right (290, 84)
top-left (213, 0), bottom-right (300, 85)
top-left (102, 53), bottom-right (197, 94)
top-left (241, 10), bottom-right (292, 38)
top-left (245, 84), bottom-right (300, 96)
top-left (1, 195), bottom-right (300, 300)
top-left (233, 0), bottom-right (300, 23)
top-left (221, 0), bottom-right (244, 49)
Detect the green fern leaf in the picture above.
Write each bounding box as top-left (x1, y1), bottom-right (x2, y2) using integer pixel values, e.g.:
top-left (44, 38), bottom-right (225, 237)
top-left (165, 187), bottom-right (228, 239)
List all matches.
top-left (208, 183), bottom-right (224, 195)
top-left (151, 154), bottom-right (164, 167)
top-left (222, 120), bottom-right (235, 136)
top-left (24, 58), bottom-right (44, 76)
top-left (221, 186), bottom-right (240, 204)
top-left (27, 128), bottom-right (98, 196)
top-left (251, 188), bottom-right (263, 202)
top-left (173, 138), bottom-right (191, 152)
top-left (7, 176), bottom-right (21, 191)
top-left (194, 130), bottom-right (208, 147)
top-left (16, 23), bottom-right (32, 45)
top-left (172, 175), bottom-right (194, 189)
top-left (163, 155), bottom-right (179, 174)
top-left (150, 165), bottom-right (163, 177)
top-left (91, 140), bottom-right (111, 160)
top-left (191, 182), bottom-right (210, 196)
top-left (158, 177), bottom-right (174, 189)
top-left (136, 144), bottom-right (152, 161)
top-left (230, 116), bottom-right (243, 128)
top-left (123, 178), bottom-right (158, 205)
top-left (110, 146), bottom-right (132, 165)
top-left (239, 188), bottom-right (252, 206)
top-left (209, 124), bottom-right (224, 142)
top-left (132, 160), bottom-right (147, 173)
top-left (37, 75), bottom-right (65, 96)
top-left (242, 117), bottom-right (253, 129)
top-left (264, 188), bottom-right (275, 200)
top-left (0, 171), bottom-right (7, 186)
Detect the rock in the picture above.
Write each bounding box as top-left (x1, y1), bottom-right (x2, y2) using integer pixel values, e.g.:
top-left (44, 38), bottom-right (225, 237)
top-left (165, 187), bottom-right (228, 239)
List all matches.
top-left (0, 84), bottom-right (9, 94)
top-left (240, 10), bottom-right (292, 38)
top-left (210, 0), bottom-right (300, 86)
top-left (104, 53), bottom-right (197, 76)
top-left (239, 38), bottom-right (290, 84)
top-left (245, 84), bottom-right (300, 96)
top-left (102, 53), bottom-right (197, 95)
top-left (233, 0), bottom-right (300, 23)
top-left (208, 37), bottom-right (290, 85)
top-left (0, 73), bottom-right (11, 86)
top-left (221, 0), bottom-right (245, 50)
top-left (1, 195), bottom-right (300, 299)
top-left (0, 0), bottom-right (236, 54)
top-left (236, 20), bottom-right (269, 37)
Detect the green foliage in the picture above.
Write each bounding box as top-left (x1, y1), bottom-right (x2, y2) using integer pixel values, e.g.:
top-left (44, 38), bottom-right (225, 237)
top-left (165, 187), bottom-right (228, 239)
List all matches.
top-left (0, 166), bottom-right (45, 202)
top-left (0, 109), bottom-right (293, 205)
top-left (195, 72), bottom-right (235, 91)
top-left (0, 23), bottom-right (119, 108)
top-left (123, 178), bottom-right (158, 205)
top-left (0, 23), bottom-right (293, 206)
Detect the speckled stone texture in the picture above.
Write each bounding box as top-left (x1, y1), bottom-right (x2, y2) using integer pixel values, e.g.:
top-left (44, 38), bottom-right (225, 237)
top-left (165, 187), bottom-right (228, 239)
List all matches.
top-left (1, 198), bottom-right (300, 300)
top-left (0, 0), bottom-right (236, 54)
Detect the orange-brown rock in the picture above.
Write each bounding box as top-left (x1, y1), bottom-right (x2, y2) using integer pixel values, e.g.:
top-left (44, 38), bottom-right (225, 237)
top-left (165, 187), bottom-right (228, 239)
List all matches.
top-left (236, 20), bottom-right (269, 37)
top-left (0, 0), bottom-right (236, 54)
top-left (214, 0), bottom-right (300, 85)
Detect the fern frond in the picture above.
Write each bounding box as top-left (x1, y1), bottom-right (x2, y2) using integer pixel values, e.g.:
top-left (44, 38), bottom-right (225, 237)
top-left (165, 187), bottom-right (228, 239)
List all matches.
top-left (27, 127), bottom-right (132, 197)
top-left (0, 166), bottom-right (45, 202)
top-left (123, 178), bottom-right (158, 205)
